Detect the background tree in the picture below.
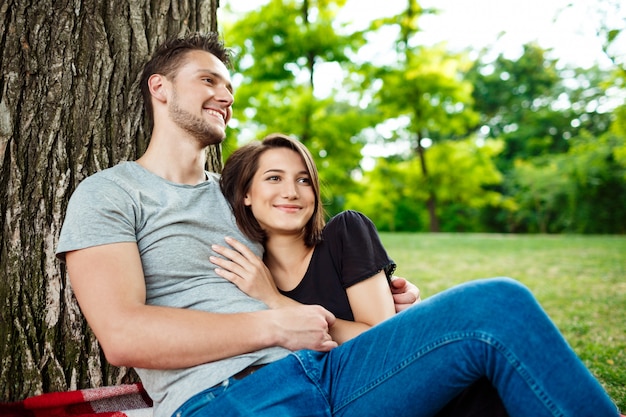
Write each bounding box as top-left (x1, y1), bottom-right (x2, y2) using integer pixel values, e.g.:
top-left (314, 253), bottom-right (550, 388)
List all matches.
top-left (346, 138), bottom-right (506, 232)
top-left (467, 44), bottom-right (563, 167)
top-left (0, 0), bottom-right (220, 401)
top-left (219, 0), bottom-right (625, 234)
top-left (345, 158), bottom-right (428, 232)
top-left (467, 43), bottom-right (622, 233)
top-left (364, 0), bottom-right (479, 231)
top-left (222, 0), bottom-right (375, 213)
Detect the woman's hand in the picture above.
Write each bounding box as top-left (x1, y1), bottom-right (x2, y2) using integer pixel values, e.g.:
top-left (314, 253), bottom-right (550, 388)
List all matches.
top-left (210, 237), bottom-right (294, 309)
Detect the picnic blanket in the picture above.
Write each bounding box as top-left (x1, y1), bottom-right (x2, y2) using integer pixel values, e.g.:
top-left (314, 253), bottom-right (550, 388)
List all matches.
top-left (0, 383), bottom-right (153, 417)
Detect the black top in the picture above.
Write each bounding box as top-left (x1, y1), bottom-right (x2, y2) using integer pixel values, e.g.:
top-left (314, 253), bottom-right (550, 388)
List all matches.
top-left (280, 210), bottom-right (396, 321)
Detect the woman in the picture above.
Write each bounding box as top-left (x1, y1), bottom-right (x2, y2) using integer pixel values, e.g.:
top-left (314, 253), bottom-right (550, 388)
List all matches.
top-left (210, 133), bottom-right (620, 417)
top-left (214, 133), bottom-right (396, 343)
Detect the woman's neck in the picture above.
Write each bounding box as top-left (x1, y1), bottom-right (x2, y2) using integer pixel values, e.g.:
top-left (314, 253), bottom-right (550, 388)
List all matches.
top-left (264, 235), bottom-right (314, 292)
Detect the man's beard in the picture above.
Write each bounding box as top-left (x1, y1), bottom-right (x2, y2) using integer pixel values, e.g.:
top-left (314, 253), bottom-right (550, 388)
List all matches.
top-left (169, 97), bottom-right (226, 147)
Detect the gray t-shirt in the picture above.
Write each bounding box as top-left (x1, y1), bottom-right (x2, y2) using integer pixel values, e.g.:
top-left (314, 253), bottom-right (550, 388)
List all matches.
top-left (56, 162), bottom-right (290, 417)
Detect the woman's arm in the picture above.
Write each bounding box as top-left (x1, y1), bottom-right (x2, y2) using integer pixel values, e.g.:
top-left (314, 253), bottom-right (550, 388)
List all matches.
top-left (330, 271), bottom-right (396, 344)
top-left (212, 237), bottom-right (408, 344)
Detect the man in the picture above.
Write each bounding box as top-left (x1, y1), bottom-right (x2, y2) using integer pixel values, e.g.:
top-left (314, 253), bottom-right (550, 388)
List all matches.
top-left (57, 32), bottom-right (423, 416)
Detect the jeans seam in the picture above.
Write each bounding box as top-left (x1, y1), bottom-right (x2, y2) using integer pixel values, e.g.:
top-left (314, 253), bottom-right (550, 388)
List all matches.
top-left (334, 331), bottom-right (564, 417)
top-left (291, 352), bottom-right (333, 414)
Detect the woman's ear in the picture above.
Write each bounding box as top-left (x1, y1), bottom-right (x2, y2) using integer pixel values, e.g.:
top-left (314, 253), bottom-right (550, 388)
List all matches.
top-left (244, 193), bottom-right (252, 207)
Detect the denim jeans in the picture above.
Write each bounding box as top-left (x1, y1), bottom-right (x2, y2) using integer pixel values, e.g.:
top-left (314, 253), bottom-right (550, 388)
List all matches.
top-left (173, 278), bottom-right (619, 417)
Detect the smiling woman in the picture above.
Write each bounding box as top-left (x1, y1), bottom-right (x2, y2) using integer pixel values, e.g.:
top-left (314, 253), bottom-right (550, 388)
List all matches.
top-left (210, 132), bottom-right (621, 417)
top-left (243, 146), bottom-right (317, 240)
top-left (216, 133), bottom-right (397, 344)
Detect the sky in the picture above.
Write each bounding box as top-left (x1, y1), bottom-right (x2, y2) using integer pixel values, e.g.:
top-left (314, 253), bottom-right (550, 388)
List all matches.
top-left (221, 0), bottom-right (625, 70)
top-left (344, 0), bottom-right (626, 71)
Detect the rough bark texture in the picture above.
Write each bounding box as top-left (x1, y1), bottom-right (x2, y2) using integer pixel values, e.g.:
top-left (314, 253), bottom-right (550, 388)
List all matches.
top-left (0, 0), bottom-right (220, 401)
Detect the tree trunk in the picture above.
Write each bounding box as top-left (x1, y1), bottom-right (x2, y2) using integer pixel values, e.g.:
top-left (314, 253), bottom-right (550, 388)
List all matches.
top-left (415, 133), bottom-right (440, 232)
top-left (0, 0), bottom-right (220, 401)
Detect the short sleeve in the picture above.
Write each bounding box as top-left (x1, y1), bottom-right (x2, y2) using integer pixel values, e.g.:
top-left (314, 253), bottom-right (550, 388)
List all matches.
top-left (56, 174), bottom-right (137, 261)
top-left (325, 210), bottom-right (396, 288)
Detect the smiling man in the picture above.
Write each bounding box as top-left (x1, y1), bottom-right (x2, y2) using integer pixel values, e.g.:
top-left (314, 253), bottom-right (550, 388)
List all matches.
top-left (55, 32), bottom-right (419, 417)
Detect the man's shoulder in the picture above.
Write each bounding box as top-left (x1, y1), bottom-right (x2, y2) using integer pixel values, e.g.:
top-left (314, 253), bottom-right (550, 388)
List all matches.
top-left (78, 161), bottom-right (134, 184)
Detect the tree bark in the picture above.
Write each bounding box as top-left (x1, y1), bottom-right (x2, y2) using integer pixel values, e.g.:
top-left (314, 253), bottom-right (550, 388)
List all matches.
top-left (0, 0), bottom-right (220, 401)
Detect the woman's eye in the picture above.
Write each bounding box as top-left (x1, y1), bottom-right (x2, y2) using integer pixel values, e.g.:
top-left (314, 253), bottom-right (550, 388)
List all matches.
top-left (298, 177), bottom-right (311, 184)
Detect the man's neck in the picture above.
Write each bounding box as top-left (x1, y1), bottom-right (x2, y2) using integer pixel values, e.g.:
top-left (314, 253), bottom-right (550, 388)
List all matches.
top-left (137, 130), bottom-right (208, 185)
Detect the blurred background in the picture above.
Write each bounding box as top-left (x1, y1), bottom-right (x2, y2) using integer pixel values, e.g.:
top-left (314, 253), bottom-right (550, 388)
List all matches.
top-left (217, 0), bottom-right (626, 234)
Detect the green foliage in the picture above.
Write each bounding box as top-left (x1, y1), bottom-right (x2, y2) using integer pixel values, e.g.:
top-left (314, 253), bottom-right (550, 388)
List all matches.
top-left (361, 4), bottom-right (480, 231)
top-left (220, 1), bottom-right (626, 234)
top-left (222, 0), bottom-right (370, 212)
top-left (468, 44), bottom-right (565, 164)
top-left (466, 43), bottom-right (624, 233)
top-left (372, 45), bottom-right (479, 139)
top-left (610, 105), bottom-right (626, 178)
top-left (347, 138), bottom-right (506, 232)
top-left (225, 0), bottom-right (352, 83)
top-left (345, 158), bottom-right (428, 231)
top-left (468, 46), bottom-right (615, 169)
top-left (565, 132), bottom-right (626, 233)
top-left (506, 131), bottom-right (626, 233)
top-left (506, 158), bottom-right (572, 233)
top-left (427, 138), bottom-right (506, 232)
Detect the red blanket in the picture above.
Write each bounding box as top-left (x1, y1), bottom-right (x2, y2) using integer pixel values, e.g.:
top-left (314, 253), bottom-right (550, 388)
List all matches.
top-left (0, 383), bottom-right (153, 417)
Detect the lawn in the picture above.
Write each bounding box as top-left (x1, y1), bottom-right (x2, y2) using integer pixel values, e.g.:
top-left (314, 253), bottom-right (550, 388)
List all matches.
top-left (379, 232), bottom-right (626, 411)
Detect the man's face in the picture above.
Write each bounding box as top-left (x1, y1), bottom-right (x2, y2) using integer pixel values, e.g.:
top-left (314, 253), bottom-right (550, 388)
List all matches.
top-left (167, 50), bottom-right (234, 146)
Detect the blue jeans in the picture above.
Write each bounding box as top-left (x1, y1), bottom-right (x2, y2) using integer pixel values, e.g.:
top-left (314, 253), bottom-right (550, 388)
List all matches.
top-left (173, 278), bottom-right (618, 417)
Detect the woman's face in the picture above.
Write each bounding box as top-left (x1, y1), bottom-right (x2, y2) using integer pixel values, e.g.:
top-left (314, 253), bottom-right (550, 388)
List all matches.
top-left (244, 147), bottom-right (316, 239)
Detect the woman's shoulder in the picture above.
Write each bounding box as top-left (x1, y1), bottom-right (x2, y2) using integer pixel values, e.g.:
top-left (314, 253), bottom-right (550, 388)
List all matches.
top-left (322, 210), bottom-right (377, 240)
top-left (326, 210), bottom-right (375, 228)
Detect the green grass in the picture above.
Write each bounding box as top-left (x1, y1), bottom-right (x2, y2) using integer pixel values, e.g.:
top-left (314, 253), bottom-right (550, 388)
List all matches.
top-left (379, 232), bottom-right (626, 411)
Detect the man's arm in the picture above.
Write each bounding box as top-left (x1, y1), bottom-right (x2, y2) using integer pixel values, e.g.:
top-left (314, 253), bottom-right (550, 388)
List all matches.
top-left (66, 242), bottom-right (337, 369)
top-left (211, 238), bottom-right (415, 343)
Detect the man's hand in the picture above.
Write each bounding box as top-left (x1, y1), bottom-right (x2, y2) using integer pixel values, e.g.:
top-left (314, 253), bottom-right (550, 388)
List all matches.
top-left (390, 276), bottom-right (421, 313)
top-left (268, 304), bottom-right (338, 352)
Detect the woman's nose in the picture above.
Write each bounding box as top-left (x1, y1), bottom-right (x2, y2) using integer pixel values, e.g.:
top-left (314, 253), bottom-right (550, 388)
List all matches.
top-left (281, 182), bottom-right (298, 199)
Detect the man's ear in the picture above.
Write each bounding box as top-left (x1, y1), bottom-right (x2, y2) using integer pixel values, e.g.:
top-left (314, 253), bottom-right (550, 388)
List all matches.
top-left (148, 74), bottom-right (168, 104)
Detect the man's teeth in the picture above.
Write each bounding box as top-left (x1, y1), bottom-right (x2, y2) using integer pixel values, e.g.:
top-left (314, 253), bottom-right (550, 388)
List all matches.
top-left (206, 109), bottom-right (223, 120)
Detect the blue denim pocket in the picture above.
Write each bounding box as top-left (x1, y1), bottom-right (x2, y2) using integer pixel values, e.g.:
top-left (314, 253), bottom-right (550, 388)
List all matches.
top-left (173, 379), bottom-right (231, 417)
